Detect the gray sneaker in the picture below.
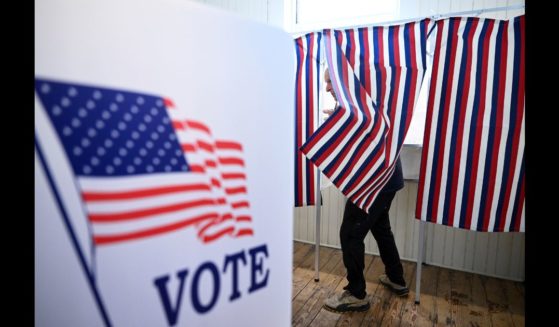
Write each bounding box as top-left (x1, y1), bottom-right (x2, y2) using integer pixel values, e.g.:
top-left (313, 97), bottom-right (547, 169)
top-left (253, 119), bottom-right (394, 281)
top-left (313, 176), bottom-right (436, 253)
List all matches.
top-left (323, 290), bottom-right (370, 313)
top-left (379, 274), bottom-right (409, 296)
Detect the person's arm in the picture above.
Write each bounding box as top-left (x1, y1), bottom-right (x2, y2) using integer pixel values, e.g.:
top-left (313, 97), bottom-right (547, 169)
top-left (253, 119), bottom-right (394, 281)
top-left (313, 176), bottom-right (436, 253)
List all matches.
top-left (322, 102), bottom-right (339, 118)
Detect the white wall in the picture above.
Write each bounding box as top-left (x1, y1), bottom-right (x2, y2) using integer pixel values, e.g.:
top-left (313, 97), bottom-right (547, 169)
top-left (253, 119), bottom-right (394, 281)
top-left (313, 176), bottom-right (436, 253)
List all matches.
top-left (399, 0), bottom-right (524, 21)
top-left (188, 0), bottom-right (526, 281)
top-left (189, 0), bottom-right (525, 31)
top-left (189, 0), bottom-right (285, 28)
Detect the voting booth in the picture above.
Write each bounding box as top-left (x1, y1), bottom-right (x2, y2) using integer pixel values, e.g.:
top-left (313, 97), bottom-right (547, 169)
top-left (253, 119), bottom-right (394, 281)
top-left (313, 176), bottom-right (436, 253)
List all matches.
top-left (35, 0), bottom-right (294, 325)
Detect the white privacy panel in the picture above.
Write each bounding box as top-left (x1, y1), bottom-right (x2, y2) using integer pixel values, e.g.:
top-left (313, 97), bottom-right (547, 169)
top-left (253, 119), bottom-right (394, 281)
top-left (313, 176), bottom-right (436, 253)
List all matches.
top-left (294, 181), bottom-right (525, 281)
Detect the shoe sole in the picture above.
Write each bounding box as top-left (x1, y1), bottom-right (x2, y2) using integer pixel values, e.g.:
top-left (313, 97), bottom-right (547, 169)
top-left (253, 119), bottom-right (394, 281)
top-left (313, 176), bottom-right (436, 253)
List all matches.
top-left (379, 281), bottom-right (409, 297)
top-left (322, 302), bottom-right (370, 313)
top-left (392, 289), bottom-right (409, 297)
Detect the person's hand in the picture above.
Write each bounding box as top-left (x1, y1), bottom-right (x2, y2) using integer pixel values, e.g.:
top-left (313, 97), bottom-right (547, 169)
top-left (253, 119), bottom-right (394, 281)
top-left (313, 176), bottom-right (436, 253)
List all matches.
top-left (322, 108), bottom-right (335, 117)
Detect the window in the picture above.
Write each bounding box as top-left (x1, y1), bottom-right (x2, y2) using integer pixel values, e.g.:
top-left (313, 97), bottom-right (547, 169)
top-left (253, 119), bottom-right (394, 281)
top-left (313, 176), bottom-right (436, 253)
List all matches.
top-left (403, 63), bottom-right (430, 146)
top-left (286, 0), bottom-right (400, 33)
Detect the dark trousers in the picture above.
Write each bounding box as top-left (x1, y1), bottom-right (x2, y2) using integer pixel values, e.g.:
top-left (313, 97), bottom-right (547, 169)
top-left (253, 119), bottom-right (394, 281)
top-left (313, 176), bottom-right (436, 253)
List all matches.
top-left (340, 192), bottom-right (405, 299)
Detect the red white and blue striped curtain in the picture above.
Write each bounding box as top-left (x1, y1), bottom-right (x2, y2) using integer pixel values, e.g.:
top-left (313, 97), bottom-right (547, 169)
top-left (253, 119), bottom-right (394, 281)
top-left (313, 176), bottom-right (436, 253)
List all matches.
top-left (301, 20), bottom-right (431, 213)
top-left (416, 16), bottom-right (525, 232)
top-left (294, 32), bottom-right (322, 207)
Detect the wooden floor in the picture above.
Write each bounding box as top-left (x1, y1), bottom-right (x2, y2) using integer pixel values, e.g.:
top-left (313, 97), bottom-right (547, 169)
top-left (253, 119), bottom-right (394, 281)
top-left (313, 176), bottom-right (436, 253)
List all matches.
top-left (292, 241), bottom-right (524, 327)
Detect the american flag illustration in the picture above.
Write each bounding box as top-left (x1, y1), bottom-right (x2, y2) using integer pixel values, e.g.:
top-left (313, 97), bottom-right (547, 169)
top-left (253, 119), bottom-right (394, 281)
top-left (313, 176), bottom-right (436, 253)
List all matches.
top-left (170, 113), bottom-right (254, 243)
top-left (415, 16), bottom-right (525, 232)
top-left (35, 78), bottom-right (254, 246)
top-left (301, 20), bottom-right (431, 213)
top-left (294, 32), bottom-right (321, 207)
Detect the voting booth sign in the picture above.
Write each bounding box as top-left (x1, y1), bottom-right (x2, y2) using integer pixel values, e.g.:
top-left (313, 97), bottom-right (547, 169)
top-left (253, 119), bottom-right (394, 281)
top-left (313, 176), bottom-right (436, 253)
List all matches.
top-left (35, 0), bottom-right (294, 326)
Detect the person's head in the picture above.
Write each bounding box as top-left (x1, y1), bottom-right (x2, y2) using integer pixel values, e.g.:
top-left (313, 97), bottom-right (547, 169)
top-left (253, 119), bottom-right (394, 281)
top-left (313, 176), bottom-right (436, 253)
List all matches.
top-left (324, 68), bottom-right (336, 101)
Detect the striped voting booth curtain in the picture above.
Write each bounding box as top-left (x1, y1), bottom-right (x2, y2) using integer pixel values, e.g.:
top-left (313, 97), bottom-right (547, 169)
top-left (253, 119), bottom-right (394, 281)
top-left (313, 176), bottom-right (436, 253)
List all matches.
top-left (415, 16), bottom-right (525, 232)
top-left (301, 20), bottom-right (431, 213)
top-left (294, 32), bottom-right (322, 207)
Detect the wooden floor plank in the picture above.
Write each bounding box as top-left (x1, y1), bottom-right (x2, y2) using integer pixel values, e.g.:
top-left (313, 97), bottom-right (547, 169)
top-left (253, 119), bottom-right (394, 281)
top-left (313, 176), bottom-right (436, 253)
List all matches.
top-left (293, 241), bottom-right (305, 264)
top-left (501, 279), bottom-right (525, 327)
top-left (292, 244), bottom-right (315, 299)
top-left (293, 246), bottom-right (330, 301)
top-left (309, 308), bottom-right (343, 327)
top-left (293, 243), bottom-right (317, 271)
top-left (293, 250), bottom-right (344, 326)
top-left (415, 263), bottom-right (439, 327)
top-left (514, 281), bottom-right (524, 299)
top-left (449, 270), bottom-right (476, 327)
top-left (293, 247), bottom-right (336, 301)
top-left (294, 240), bottom-right (304, 252)
top-left (434, 268), bottom-right (453, 326)
top-left (398, 261), bottom-right (420, 327)
top-left (484, 275), bottom-right (516, 327)
top-left (291, 241), bottom-right (524, 327)
top-left (470, 273), bottom-right (492, 327)
top-left (307, 248), bottom-right (353, 327)
top-left (378, 261), bottom-right (416, 327)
